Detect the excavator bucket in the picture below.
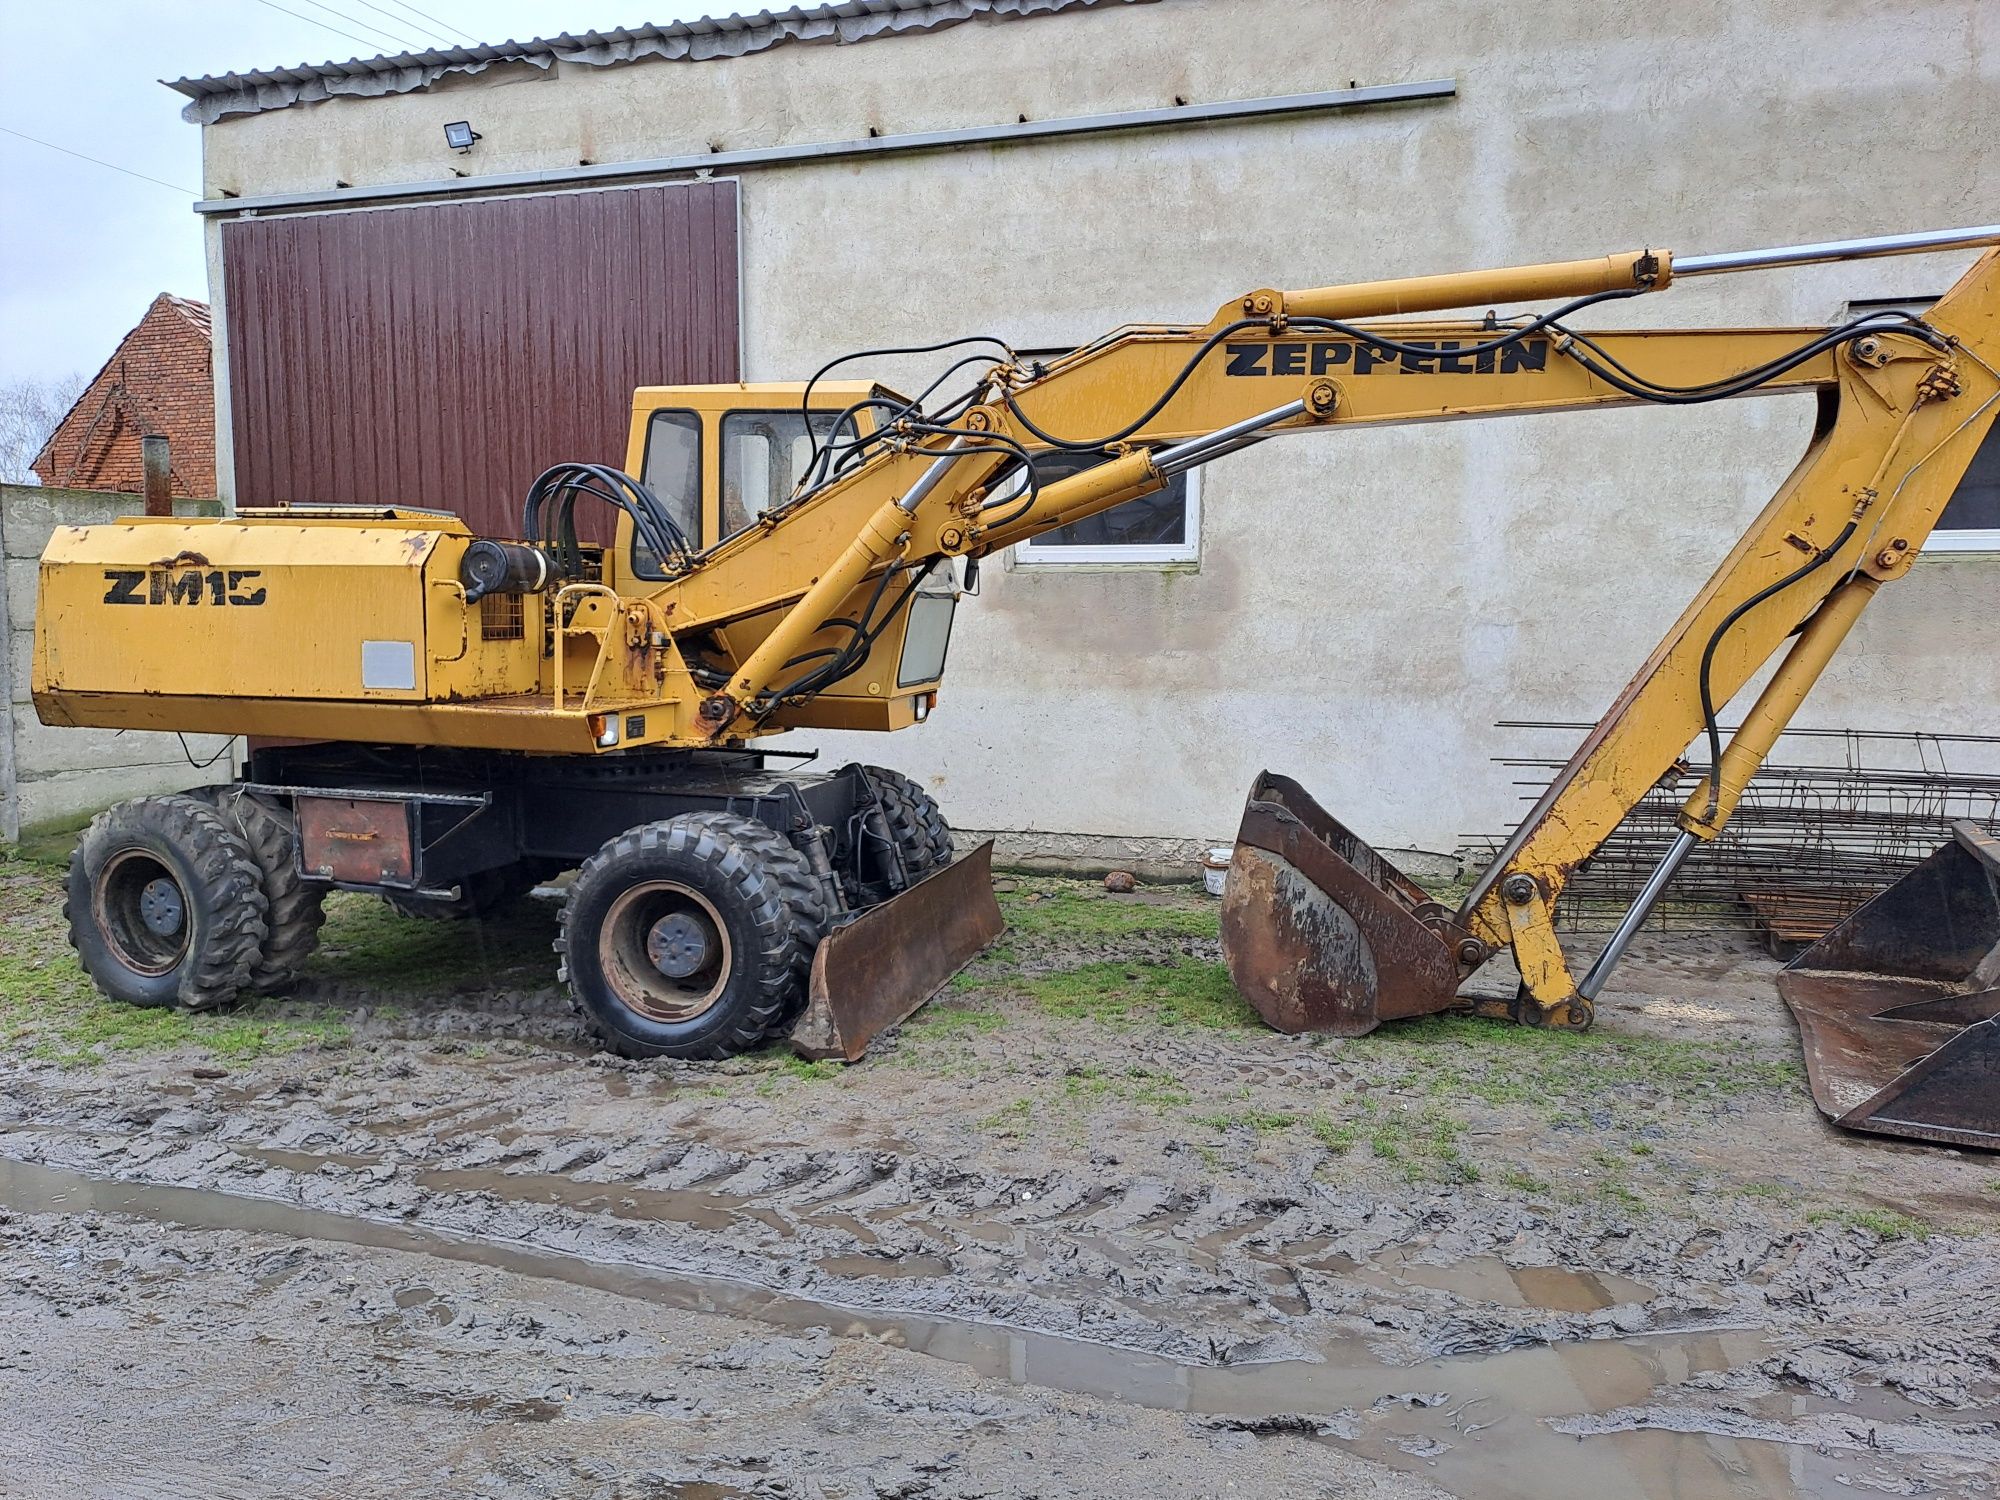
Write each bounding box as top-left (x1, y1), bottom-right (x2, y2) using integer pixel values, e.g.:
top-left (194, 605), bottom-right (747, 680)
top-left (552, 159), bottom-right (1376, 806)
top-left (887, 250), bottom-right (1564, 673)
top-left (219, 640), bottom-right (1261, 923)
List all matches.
top-left (1775, 821), bottom-right (2000, 1149)
top-left (1221, 772), bottom-right (1467, 1036)
top-left (790, 841), bottom-right (1005, 1062)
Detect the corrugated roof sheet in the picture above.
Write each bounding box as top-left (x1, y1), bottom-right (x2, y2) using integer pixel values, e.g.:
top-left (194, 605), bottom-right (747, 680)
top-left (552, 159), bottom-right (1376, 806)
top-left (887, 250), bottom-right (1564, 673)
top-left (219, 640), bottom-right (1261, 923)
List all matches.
top-left (166, 0), bottom-right (1156, 124)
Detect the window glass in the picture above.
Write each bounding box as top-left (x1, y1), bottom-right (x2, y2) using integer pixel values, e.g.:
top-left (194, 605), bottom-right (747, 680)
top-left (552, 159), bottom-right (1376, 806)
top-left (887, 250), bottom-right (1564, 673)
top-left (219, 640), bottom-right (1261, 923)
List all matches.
top-left (720, 410), bottom-right (849, 538)
top-left (1845, 300), bottom-right (2000, 549)
top-left (1015, 449), bottom-right (1198, 562)
top-left (896, 566), bottom-right (958, 687)
top-left (1941, 423), bottom-right (2000, 531)
top-left (635, 410), bottom-right (701, 575)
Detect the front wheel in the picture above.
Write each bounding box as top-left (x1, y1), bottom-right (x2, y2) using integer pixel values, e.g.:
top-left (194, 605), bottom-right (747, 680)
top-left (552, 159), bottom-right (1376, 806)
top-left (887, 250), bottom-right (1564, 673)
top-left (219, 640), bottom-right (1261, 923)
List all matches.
top-left (557, 814), bottom-right (825, 1060)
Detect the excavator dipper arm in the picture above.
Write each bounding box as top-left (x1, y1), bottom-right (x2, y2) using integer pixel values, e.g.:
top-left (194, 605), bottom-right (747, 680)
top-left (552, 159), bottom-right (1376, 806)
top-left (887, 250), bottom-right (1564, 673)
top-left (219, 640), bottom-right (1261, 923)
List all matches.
top-left (670, 227), bottom-right (2000, 1065)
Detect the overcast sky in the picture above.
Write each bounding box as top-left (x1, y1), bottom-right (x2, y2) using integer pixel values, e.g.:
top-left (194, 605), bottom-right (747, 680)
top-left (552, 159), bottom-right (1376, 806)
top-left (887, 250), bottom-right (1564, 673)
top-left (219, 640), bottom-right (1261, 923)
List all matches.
top-left (1, 0), bottom-right (709, 387)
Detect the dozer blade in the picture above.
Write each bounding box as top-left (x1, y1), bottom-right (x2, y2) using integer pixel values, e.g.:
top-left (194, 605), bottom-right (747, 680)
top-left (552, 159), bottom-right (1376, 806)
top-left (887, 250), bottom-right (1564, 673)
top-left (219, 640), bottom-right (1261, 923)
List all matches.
top-left (1776, 821), bottom-right (2000, 1149)
top-left (790, 841), bottom-right (1004, 1062)
top-left (1221, 772), bottom-right (1467, 1037)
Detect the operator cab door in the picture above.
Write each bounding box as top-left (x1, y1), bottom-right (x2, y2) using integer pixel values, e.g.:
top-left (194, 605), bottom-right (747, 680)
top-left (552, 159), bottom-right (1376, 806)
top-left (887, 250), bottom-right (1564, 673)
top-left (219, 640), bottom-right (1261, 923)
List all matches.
top-left (619, 384), bottom-right (902, 584)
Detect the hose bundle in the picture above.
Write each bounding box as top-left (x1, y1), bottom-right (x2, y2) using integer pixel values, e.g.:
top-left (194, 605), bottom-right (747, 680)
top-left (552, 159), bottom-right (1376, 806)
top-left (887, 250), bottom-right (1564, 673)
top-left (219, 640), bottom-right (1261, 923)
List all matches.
top-left (520, 463), bottom-right (693, 581)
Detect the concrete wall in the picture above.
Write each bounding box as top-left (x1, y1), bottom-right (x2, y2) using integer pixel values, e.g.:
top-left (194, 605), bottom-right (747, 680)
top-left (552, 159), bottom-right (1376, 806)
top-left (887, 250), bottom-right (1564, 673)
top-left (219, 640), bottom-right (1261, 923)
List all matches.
top-left (195, 0), bottom-right (2000, 862)
top-left (0, 485), bottom-right (229, 840)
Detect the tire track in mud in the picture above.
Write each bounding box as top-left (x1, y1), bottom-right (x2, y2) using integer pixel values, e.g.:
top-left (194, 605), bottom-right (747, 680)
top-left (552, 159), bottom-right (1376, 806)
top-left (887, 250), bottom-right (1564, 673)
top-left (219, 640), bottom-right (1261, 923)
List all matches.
top-left (4, 1074), bottom-right (1999, 1500)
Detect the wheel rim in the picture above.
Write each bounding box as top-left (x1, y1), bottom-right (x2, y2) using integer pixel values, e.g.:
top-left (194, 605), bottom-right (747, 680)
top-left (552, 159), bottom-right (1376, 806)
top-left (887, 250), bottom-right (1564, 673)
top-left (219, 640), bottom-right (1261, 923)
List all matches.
top-left (95, 849), bottom-right (192, 977)
top-left (598, 881), bottom-right (732, 1023)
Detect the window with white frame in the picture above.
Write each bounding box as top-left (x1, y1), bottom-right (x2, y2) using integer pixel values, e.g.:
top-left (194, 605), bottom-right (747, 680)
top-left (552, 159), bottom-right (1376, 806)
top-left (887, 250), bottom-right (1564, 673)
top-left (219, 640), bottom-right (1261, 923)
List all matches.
top-left (1847, 298), bottom-right (2000, 553)
top-left (1013, 449), bottom-right (1200, 565)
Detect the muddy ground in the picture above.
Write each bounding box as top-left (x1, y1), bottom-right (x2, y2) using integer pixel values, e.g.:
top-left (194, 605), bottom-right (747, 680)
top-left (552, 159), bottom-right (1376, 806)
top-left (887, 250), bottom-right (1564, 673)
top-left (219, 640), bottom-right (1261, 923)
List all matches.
top-left (0, 844), bottom-right (1996, 1499)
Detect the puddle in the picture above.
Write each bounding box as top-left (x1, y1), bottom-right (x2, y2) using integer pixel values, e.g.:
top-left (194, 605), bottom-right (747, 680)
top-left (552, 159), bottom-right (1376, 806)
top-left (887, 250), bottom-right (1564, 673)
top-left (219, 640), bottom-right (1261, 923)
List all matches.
top-left (0, 1154), bottom-right (1906, 1499)
top-left (1372, 1250), bottom-right (1656, 1314)
top-left (814, 1252), bottom-right (954, 1281)
top-left (241, 1146), bottom-right (381, 1174)
top-left (231, 1150), bottom-right (763, 1236)
top-left (362, 1106), bottom-right (520, 1139)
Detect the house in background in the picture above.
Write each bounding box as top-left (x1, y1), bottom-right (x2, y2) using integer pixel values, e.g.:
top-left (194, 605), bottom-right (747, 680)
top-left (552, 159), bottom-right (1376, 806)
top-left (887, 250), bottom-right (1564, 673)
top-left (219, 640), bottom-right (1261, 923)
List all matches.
top-left (4, 292), bottom-right (223, 840)
top-left (32, 293), bottom-right (215, 498)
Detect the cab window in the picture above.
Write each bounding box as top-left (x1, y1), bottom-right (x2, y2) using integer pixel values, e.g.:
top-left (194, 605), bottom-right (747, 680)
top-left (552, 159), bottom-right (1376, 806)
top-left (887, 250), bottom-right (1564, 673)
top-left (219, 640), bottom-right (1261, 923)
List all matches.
top-left (634, 409), bottom-right (701, 577)
top-left (721, 410), bottom-right (851, 538)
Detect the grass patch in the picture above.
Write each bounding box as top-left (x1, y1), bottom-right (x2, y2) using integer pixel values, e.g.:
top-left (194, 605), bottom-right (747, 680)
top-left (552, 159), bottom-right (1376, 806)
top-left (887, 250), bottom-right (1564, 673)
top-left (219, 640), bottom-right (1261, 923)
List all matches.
top-left (1353, 1013), bottom-right (1801, 1115)
top-left (948, 944), bottom-right (1020, 994)
top-left (977, 1096), bottom-right (1033, 1138)
top-left (777, 1055), bottom-right (844, 1083)
top-left (0, 949), bottom-right (349, 1067)
top-left (998, 883), bottom-right (1219, 943)
top-left (1191, 1107), bottom-right (1296, 1135)
top-left (1808, 1206), bottom-right (1932, 1241)
top-left (1311, 1114), bottom-right (1361, 1154)
top-left (1124, 1066), bottom-right (1192, 1109)
top-left (911, 1002), bottom-right (1006, 1034)
top-left (1066, 1064), bottom-right (1192, 1109)
top-left (1416, 1111), bottom-right (1480, 1184)
top-left (310, 892), bottom-right (555, 992)
top-left (9, 811), bottom-right (95, 869)
top-left (1347, 1105), bottom-right (1481, 1185)
top-left (1498, 1167), bottom-right (1552, 1195)
top-left (1025, 960), bottom-right (1259, 1030)
top-left (1597, 1180), bottom-right (1646, 1211)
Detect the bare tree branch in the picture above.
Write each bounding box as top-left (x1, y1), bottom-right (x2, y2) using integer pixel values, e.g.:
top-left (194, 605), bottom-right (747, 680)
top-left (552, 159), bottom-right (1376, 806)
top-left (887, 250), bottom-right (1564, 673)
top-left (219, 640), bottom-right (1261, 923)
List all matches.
top-left (0, 373), bottom-right (91, 486)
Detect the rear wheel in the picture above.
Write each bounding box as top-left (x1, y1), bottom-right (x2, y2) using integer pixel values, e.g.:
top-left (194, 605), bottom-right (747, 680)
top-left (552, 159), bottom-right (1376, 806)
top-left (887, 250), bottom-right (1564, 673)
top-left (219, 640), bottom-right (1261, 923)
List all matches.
top-left (65, 795), bottom-right (269, 1010)
top-left (383, 863), bottom-right (542, 921)
top-left (557, 813), bottom-right (824, 1060)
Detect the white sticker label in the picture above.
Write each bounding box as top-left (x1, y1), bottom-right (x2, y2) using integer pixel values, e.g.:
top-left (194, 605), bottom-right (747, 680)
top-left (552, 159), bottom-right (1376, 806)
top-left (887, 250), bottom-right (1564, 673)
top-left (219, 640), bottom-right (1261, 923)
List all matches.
top-left (360, 639), bottom-right (417, 691)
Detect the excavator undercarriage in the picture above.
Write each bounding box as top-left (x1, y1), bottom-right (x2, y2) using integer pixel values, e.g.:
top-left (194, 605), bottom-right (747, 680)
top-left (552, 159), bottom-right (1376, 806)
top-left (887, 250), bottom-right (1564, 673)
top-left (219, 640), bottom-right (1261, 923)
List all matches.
top-left (32, 224), bottom-right (2000, 1145)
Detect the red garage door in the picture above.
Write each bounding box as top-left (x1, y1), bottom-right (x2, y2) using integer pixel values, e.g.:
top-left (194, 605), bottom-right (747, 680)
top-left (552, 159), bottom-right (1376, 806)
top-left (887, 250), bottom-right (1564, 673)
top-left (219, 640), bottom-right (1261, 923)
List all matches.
top-left (221, 180), bottom-right (738, 535)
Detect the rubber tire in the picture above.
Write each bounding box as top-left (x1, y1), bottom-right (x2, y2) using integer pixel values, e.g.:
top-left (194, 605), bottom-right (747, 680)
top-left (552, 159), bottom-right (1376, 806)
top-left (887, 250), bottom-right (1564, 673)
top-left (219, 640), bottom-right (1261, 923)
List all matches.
top-left (850, 764), bottom-right (954, 880)
top-left (187, 787), bottom-right (326, 995)
top-left (383, 864), bottom-right (541, 921)
top-left (65, 794), bottom-right (269, 1011)
top-left (557, 813), bottom-right (825, 1060)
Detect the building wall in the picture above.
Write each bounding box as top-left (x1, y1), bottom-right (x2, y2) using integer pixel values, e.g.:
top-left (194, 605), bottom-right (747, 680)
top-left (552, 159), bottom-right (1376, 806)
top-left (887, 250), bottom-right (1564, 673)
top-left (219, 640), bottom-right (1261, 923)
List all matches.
top-left (193, 0), bottom-right (2000, 860)
top-left (218, 181), bottom-right (739, 531)
top-left (0, 485), bottom-right (229, 841)
top-left (32, 295), bottom-right (215, 498)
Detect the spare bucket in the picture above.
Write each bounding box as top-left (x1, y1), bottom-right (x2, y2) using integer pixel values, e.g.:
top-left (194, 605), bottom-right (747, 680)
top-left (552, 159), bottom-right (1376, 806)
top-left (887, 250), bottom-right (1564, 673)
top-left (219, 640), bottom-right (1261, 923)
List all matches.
top-left (1220, 772), bottom-right (1473, 1037)
top-left (1775, 821), bottom-right (2000, 1149)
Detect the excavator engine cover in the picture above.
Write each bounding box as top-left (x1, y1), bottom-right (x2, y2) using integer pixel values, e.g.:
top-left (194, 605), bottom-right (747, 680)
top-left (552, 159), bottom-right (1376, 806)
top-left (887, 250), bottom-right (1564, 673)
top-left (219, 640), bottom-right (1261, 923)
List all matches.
top-left (790, 841), bottom-right (1005, 1062)
top-left (1776, 821), bottom-right (2000, 1149)
top-left (1221, 772), bottom-right (1467, 1036)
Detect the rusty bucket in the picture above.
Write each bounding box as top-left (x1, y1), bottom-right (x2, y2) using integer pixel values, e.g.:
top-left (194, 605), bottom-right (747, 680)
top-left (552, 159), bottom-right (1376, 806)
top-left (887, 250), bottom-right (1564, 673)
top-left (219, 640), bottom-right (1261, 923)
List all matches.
top-left (1220, 772), bottom-right (1471, 1037)
top-left (1775, 821), bottom-right (2000, 1149)
top-left (790, 841), bottom-right (1005, 1062)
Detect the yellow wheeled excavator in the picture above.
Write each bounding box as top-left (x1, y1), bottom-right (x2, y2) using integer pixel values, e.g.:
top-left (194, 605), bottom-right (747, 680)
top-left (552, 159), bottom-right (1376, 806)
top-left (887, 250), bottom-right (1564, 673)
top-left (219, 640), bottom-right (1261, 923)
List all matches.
top-left (31, 224), bottom-right (2000, 1147)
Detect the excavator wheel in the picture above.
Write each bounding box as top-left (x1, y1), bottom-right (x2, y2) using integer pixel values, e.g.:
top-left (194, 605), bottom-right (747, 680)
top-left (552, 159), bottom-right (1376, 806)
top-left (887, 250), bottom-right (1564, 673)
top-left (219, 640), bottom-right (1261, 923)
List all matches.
top-left (184, 786), bottom-right (326, 994)
top-left (842, 764), bottom-right (953, 895)
top-left (557, 813), bottom-right (826, 1060)
top-left (64, 794), bottom-right (269, 1011)
top-left (383, 863), bottom-right (543, 921)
